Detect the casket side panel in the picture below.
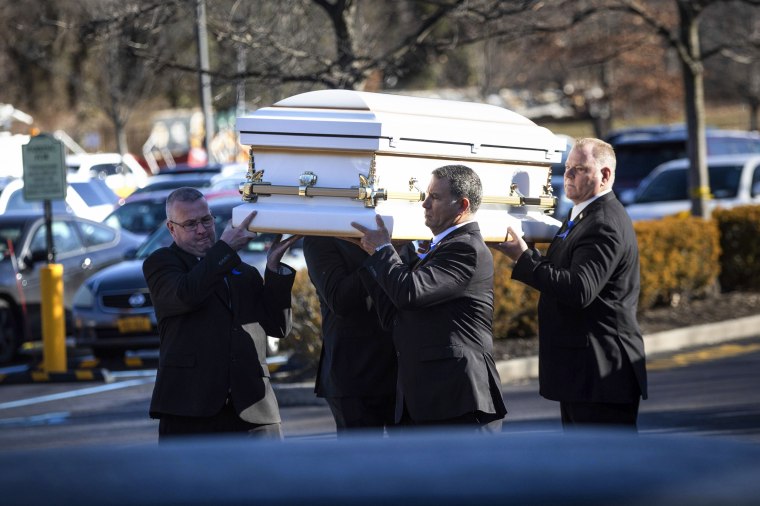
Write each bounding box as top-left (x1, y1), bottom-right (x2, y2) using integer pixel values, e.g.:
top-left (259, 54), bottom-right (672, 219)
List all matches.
top-left (232, 148), bottom-right (560, 242)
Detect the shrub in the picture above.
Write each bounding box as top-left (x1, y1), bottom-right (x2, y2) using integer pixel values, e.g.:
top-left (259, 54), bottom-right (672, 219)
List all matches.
top-left (280, 268), bottom-right (323, 371)
top-left (634, 215), bottom-right (721, 310)
top-left (492, 249), bottom-right (540, 339)
top-left (714, 205), bottom-right (760, 292)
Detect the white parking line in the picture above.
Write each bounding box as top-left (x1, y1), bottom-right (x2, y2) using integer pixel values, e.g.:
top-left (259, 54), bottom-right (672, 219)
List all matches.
top-left (0, 378), bottom-right (155, 410)
top-left (0, 411), bottom-right (70, 427)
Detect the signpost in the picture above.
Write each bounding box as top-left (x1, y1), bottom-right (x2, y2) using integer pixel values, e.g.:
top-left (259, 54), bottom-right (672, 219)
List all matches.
top-left (21, 134), bottom-right (67, 373)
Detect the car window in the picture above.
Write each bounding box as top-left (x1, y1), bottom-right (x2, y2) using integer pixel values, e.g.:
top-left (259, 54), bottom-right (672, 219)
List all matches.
top-left (635, 169), bottom-right (689, 203)
top-left (5, 188), bottom-right (69, 213)
top-left (752, 164), bottom-right (760, 198)
top-left (89, 162), bottom-right (125, 178)
top-left (106, 201), bottom-right (167, 234)
top-left (77, 221), bottom-right (116, 247)
top-left (636, 164), bottom-right (745, 203)
top-left (709, 165), bottom-right (743, 199)
top-left (708, 137), bottom-right (760, 156)
top-left (30, 220), bottom-right (84, 256)
top-left (614, 141), bottom-right (686, 186)
top-left (69, 180), bottom-right (118, 206)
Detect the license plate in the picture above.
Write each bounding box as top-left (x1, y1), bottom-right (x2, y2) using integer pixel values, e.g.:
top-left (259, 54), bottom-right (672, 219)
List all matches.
top-left (117, 316), bottom-right (152, 333)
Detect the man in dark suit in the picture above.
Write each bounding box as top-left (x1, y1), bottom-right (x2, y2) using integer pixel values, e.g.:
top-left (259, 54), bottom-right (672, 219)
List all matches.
top-left (143, 187), bottom-right (300, 441)
top-left (492, 138), bottom-right (647, 430)
top-left (351, 165), bottom-right (507, 432)
top-left (303, 236), bottom-right (397, 436)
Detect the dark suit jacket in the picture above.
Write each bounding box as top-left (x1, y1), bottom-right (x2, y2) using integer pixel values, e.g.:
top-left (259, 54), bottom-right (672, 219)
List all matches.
top-left (512, 192), bottom-right (648, 403)
top-left (143, 241), bottom-right (295, 423)
top-left (360, 222), bottom-right (507, 423)
top-left (303, 236), bottom-right (397, 399)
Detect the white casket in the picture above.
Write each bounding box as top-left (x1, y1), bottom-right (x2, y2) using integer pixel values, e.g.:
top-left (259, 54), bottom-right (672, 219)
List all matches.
top-left (233, 90), bottom-right (566, 242)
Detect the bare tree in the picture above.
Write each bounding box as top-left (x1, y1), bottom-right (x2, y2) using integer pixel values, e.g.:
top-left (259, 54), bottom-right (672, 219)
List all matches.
top-left (702, 2), bottom-right (760, 131)
top-left (79, 1), bottom-right (186, 154)
top-left (604, 0), bottom-right (760, 218)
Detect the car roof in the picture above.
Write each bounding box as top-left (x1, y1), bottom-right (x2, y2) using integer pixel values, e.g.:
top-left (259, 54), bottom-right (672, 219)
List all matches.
top-left (652, 153), bottom-right (760, 172)
top-left (607, 125), bottom-right (760, 145)
top-left (0, 212), bottom-right (88, 224)
top-left (156, 164), bottom-right (223, 175)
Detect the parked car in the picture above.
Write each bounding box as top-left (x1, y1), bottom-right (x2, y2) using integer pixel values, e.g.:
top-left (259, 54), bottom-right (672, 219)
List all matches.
top-left (0, 213), bottom-right (144, 363)
top-left (625, 154), bottom-right (760, 221)
top-left (606, 125), bottom-right (760, 205)
top-left (66, 152), bottom-right (149, 198)
top-left (129, 167), bottom-right (222, 196)
top-left (0, 176), bottom-right (119, 221)
top-left (102, 190), bottom-right (175, 241)
top-left (208, 162), bottom-right (248, 192)
top-left (72, 197), bottom-right (305, 359)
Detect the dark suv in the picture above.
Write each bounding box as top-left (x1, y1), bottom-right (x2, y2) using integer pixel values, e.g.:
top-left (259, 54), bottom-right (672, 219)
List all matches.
top-left (606, 125), bottom-right (760, 204)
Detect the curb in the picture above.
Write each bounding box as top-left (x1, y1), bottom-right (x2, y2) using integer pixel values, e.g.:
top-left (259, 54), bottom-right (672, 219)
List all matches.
top-left (274, 314), bottom-right (760, 407)
top-left (495, 314), bottom-right (760, 384)
top-left (0, 368), bottom-right (111, 385)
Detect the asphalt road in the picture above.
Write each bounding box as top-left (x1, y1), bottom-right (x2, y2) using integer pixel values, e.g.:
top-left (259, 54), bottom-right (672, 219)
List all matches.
top-left (1, 336), bottom-right (759, 450)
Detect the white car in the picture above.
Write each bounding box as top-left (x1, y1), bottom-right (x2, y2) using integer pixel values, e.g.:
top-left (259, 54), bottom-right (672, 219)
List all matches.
top-left (625, 154), bottom-right (760, 221)
top-left (0, 176), bottom-right (119, 222)
top-left (66, 152), bottom-right (149, 198)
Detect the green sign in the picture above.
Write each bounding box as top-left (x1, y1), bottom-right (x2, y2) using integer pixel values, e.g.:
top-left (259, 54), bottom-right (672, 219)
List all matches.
top-left (22, 134), bottom-right (67, 201)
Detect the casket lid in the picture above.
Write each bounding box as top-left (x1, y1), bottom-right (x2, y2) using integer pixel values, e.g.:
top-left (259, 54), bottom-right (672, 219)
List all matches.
top-left (237, 90), bottom-right (565, 164)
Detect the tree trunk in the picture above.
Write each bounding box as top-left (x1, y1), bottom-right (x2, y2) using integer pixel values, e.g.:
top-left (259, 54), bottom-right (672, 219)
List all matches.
top-left (750, 97), bottom-right (759, 132)
top-left (679, 1), bottom-right (710, 219)
top-left (115, 120), bottom-right (128, 156)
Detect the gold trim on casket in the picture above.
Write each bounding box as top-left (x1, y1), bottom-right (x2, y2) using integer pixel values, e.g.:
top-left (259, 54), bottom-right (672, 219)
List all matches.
top-left (233, 90), bottom-right (566, 242)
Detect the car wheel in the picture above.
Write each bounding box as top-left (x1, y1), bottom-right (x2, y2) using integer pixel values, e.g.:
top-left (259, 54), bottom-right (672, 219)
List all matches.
top-left (0, 303), bottom-right (19, 364)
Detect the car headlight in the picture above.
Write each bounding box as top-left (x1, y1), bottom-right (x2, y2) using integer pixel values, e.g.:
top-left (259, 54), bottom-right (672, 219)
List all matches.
top-left (72, 285), bottom-right (95, 309)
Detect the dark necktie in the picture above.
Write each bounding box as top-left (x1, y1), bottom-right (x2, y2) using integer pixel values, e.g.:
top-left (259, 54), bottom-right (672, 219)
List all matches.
top-left (557, 219), bottom-right (575, 240)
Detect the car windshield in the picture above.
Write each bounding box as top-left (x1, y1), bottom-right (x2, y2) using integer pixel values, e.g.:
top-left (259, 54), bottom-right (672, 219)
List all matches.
top-left (0, 224), bottom-right (24, 259)
top-left (5, 188), bottom-right (69, 213)
top-left (635, 164), bottom-right (744, 203)
top-left (131, 177), bottom-right (214, 195)
top-left (69, 180), bottom-right (118, 206)
top-left (614, 141), bottom-right (687, 187)
top-left (104, 200), bottom-right (167, 235)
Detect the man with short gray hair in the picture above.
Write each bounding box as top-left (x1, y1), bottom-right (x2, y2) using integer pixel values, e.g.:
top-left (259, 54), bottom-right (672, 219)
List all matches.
top-left (144, 187), bottom-right (300, 440)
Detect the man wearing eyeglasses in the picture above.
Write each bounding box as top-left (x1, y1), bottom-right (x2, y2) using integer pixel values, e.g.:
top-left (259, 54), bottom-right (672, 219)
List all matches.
top-left (143, 187), bottom-right (300, 440)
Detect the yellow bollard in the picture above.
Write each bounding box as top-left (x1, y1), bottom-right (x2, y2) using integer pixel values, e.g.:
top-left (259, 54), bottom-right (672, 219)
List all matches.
top-left (41, 264), bottom-right (66, 373)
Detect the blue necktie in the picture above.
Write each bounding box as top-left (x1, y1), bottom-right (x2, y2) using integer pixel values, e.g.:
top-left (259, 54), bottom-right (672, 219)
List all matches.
top-left (557, 219), bottom-right (575, 240)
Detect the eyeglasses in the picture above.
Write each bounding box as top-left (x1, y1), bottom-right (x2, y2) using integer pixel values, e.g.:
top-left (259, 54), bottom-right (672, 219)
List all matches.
top-left (169, 214), bottom-right (215, 231)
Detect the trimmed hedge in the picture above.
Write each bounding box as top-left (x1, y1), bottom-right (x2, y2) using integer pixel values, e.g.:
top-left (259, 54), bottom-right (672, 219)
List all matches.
top-left (282, 269), bottom-right (323, 368)
top-left (714, 205), bottom-right (760, 291)
top-left (634, 215), bottom-right (721, 310)
top-left (492, 251), bottom-right (540, 338)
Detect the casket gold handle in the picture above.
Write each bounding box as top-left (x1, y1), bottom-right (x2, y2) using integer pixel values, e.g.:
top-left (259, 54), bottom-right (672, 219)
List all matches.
top-left (239, 166), bottom-right (425, 207)
top-left (480, 181), bottom-right (555, 208)
top-left (481, 194), bottom-right (556, 207)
